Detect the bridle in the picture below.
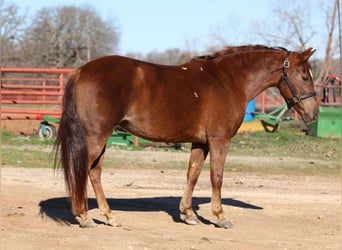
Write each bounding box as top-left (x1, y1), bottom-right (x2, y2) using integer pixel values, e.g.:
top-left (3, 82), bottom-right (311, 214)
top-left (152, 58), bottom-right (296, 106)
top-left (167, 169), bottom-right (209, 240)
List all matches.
top-left (280, 50), bottom-right (316, 109)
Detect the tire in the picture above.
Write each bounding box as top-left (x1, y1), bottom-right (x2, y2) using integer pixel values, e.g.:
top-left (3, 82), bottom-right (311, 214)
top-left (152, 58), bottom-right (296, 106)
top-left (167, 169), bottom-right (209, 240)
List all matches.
top-left (38, 124), bottom-right (57, 139)
top-left (260, 120), bottom-right (278, 133)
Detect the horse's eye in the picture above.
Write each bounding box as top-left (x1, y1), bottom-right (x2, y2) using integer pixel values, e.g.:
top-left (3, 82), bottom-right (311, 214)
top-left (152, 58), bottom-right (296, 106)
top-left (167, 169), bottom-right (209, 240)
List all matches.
top-left (302, 76), bottom-right (309, 81)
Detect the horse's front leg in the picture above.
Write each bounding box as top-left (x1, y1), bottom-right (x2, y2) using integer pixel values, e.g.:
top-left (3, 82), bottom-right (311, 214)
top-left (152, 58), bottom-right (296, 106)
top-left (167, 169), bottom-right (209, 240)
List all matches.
top-left (180, 143), bottom-right (209, 225)
top-left (209, 137), bottom-right (233, 229)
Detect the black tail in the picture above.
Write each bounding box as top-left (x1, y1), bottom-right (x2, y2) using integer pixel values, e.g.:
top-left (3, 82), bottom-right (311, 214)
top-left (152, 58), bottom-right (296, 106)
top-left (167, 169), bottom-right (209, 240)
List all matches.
top-left (54, 70), bottom-right (89, 215)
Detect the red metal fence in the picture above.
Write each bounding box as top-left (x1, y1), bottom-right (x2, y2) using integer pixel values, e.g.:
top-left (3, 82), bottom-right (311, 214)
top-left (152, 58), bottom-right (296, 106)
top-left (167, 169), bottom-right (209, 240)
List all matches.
top-left (1, 68), bottom-right (72, 120)
top-left (314, 83), bottom-right (341, 107)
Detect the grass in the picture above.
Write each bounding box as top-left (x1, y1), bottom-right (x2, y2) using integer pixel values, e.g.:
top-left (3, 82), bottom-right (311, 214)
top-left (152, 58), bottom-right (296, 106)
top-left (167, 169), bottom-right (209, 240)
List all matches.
top-left (2, 147), bottom-right (54, 168)
top-left (1, 130), bottom-right (56, 168)
top-left (1, 130), bottom-right (55, 146)
top-left (1, 120), bottom-right (341, 175)
top-left (230, 129), bottom-right (340, 161)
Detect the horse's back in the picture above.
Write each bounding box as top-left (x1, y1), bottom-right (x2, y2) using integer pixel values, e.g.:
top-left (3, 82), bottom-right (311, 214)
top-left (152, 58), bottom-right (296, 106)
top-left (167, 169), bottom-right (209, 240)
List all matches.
top-left (70, 56), bottom-right (206, 142)
top-left (71, 55), bottom-right (245, 143)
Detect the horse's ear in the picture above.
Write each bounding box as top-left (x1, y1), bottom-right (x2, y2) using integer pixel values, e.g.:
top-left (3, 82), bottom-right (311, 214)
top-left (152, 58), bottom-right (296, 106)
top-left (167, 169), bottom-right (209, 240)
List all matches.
top-left (301, 48), bottom-right (316, 61)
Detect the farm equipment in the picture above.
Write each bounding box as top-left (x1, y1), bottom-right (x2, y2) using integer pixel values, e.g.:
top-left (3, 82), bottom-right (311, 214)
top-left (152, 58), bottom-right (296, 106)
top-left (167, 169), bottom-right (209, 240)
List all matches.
top-left (307, 74), bottom-right (341, 138)
top-left (38, 116), bottom-right (59, 139)
top-left (308, 106), bottom-right (341, 138)
top-left (254, 104), bottom-right (290, 132)
top-left (38, 115), bottom-right (150, 146)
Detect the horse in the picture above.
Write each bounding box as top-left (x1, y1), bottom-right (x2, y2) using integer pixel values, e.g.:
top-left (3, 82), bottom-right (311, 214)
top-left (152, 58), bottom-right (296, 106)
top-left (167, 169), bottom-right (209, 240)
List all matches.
top-left (54, 45), bottom-right (318, 228)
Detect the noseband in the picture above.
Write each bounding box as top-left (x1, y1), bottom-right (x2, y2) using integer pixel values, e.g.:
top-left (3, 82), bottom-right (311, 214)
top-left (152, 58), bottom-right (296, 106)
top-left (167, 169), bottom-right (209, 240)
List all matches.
top-left (280, 51), bottom-right (316, 109)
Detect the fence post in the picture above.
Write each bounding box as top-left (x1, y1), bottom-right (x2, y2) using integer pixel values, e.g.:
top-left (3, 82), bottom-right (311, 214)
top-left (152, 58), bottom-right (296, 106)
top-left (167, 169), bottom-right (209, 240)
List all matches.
top-left (134, 136), bottom-right (139, 146)
top-left (261, 91), bottom-right (265, 113)
top-left (59, 73), bottom-right (64, 115)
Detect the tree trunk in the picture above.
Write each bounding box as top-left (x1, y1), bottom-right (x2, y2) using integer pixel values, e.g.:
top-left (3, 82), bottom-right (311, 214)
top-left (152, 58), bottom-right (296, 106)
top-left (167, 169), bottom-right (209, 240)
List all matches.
top-left (319, 0), bottom-right (339, 82)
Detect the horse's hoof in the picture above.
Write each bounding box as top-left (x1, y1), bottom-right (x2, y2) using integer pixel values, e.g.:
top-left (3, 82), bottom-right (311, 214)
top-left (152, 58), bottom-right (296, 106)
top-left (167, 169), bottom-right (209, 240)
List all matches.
top-left (180, 213), bottom-right (201, 225)
top-left (106, 217), bottom-right (122, 227)
top-left (75, 216), bottom-right (96, 228)
top-left (217, 218), bottom-right (233, 229)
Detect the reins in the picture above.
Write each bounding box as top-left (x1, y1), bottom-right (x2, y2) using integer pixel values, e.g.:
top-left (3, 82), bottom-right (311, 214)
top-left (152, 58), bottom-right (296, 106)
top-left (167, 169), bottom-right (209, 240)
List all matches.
top-left (278, 49), bottom-right (316, 109)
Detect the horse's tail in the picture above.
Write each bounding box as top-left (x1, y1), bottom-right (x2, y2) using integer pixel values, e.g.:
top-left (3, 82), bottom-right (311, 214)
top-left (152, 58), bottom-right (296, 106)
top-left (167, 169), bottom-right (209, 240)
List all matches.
top-left (54, 69), bottom-right (88, 215)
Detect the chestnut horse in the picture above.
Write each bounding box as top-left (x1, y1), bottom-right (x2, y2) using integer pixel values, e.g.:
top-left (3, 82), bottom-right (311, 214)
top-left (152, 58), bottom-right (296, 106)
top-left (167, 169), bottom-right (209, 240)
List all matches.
top-left (55, 45), bottom-right (318, 228)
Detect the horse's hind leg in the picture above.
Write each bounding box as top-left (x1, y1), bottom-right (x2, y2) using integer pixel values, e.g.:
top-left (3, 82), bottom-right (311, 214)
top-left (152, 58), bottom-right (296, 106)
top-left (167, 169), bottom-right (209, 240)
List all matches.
top-left (88, 141), bottom-right (121, 227)
top-left (180, 143), bottom-right (209, 225)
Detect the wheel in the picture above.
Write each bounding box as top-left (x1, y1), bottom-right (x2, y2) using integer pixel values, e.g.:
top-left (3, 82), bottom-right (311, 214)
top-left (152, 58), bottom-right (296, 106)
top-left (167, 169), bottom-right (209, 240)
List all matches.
top-left (38, 124), bottom-right (57, 139)
top-left (261, 120), bottom-right (279, 133)
top-left (38, 124), bottom-right (56, 139)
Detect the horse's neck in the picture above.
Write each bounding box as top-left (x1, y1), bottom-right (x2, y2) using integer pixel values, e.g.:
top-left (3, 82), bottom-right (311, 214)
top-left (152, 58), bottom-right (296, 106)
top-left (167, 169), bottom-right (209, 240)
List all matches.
top-left (217, 51), bottom-right (284, 102)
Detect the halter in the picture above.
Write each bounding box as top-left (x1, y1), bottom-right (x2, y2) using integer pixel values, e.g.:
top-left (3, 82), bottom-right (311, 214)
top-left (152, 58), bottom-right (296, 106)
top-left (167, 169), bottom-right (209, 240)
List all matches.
top-left (280, 51), bottom-right (316, 109)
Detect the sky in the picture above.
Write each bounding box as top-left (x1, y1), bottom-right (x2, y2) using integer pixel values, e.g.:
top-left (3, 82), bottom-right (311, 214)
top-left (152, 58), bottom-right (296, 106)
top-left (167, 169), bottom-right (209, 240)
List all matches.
top-left (11, 0), bottom-right (333, 57)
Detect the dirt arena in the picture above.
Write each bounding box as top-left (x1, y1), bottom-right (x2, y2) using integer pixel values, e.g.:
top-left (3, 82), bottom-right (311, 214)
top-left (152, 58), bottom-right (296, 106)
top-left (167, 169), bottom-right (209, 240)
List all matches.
top-left (0, 119), bottom-right (341, 249)
top-left (1, 154), bottom-right (341, 250)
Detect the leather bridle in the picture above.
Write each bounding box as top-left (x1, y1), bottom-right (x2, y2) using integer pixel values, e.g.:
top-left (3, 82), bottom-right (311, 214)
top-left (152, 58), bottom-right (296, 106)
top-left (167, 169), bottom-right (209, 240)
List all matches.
top-left (280, 50), bottom-right (316, 109)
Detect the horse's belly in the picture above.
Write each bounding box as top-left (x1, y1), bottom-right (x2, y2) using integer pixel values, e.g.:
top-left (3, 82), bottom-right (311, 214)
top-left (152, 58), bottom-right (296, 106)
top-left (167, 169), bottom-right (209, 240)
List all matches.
top-left (119, 118), bottom-right (206, 143)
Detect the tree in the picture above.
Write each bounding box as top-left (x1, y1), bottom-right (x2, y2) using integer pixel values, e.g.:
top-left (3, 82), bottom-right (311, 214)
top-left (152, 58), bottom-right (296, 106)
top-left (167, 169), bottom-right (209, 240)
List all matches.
top-left (0, 0), bottom-right (26, 67)
top-left (253, 0), bottom-right (316, 51)
top-left (251, 0), bottom-right (341, 81)
top-left (318, 0), bottom-right (340, 81)
top-left (22, 5), bottom-right (120, 68)
top-left (144, 48), bottom-right (191, 65)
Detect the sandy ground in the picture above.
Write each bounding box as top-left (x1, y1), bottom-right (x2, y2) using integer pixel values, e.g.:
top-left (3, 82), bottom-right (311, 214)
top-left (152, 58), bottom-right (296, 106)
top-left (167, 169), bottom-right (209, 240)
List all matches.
top-left (0, 119), bottom-right (341, 249)
top-left (0, 120), bottom-right (42, 135)
top-left (1, 150), bottom-right (341, 250)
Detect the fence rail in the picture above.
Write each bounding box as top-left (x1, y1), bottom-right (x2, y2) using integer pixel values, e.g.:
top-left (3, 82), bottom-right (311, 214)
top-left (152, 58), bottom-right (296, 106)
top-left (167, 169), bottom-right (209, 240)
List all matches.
top-left (1, 68), bottom-right (72, 120)
top-left (314, 83), bottom-right (341, 107)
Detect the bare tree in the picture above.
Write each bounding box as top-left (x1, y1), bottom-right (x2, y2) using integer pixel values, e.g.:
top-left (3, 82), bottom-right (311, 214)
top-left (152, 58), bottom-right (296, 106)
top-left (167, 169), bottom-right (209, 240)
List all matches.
top-left (318, 0), bottom-right (340, 81)
top-left (22, 5), bottom-right (120, 68)
top-left (251, 0), bottom-right (341, 82)
top-left (0, 0), bottom-right (26, 67)
top-left (253, 0), bottom-right (316, 51)
top-left (144, 48), bottom-right (190, 65)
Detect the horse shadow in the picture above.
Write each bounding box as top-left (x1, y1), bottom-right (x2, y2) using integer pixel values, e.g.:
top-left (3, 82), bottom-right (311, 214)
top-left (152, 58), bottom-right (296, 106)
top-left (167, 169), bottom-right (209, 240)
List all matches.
top-left (38, 196), bottom-right (263, 226)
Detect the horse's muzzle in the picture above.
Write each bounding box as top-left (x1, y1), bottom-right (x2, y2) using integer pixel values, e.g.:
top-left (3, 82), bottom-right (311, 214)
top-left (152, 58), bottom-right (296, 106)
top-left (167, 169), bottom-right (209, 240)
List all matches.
top-left (302, 111), bottom-right (319, 124)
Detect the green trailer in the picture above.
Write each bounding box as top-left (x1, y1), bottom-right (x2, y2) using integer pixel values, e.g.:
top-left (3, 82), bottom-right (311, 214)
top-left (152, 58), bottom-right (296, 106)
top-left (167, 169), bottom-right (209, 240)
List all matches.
top-left (308, 106), bottom-right (341, 138)
top-left (38, 116), bottom-right (59, 139)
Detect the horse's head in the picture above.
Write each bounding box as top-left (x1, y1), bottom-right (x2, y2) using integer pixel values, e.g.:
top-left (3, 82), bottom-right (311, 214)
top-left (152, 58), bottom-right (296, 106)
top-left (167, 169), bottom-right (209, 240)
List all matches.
top-left (277, 48), bottom-right (319, 123)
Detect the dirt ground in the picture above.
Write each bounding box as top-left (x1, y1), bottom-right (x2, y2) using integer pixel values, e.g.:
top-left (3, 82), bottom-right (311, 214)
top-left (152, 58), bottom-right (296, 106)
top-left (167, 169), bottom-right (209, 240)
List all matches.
top-left (1, 120), bottom-right (341, 249)
top-left (0, 120), bottom-right (42, 135)
top-left (1, 146), bottom-right (341, 250)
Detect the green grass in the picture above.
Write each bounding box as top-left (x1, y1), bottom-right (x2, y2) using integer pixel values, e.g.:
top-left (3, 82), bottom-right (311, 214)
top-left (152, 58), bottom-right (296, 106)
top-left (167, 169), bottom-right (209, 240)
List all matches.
top-left (1, 130), bottom-right (56, 168)
top-left (1, 121), bottom-right (341, 176)
top-left (1, 130), bottom-right (55, 146)
top-left (2, 147), bottom-right (54, 168)
top-left (230, 130), bottom-right (340, 161)
top-left (233, 121), bottom-right (340, 159)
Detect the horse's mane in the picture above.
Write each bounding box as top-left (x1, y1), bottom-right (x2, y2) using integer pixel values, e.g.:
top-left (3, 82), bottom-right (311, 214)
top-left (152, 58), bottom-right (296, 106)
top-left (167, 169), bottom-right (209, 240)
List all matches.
top-left (193, 45), bottom-right (285, 61)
